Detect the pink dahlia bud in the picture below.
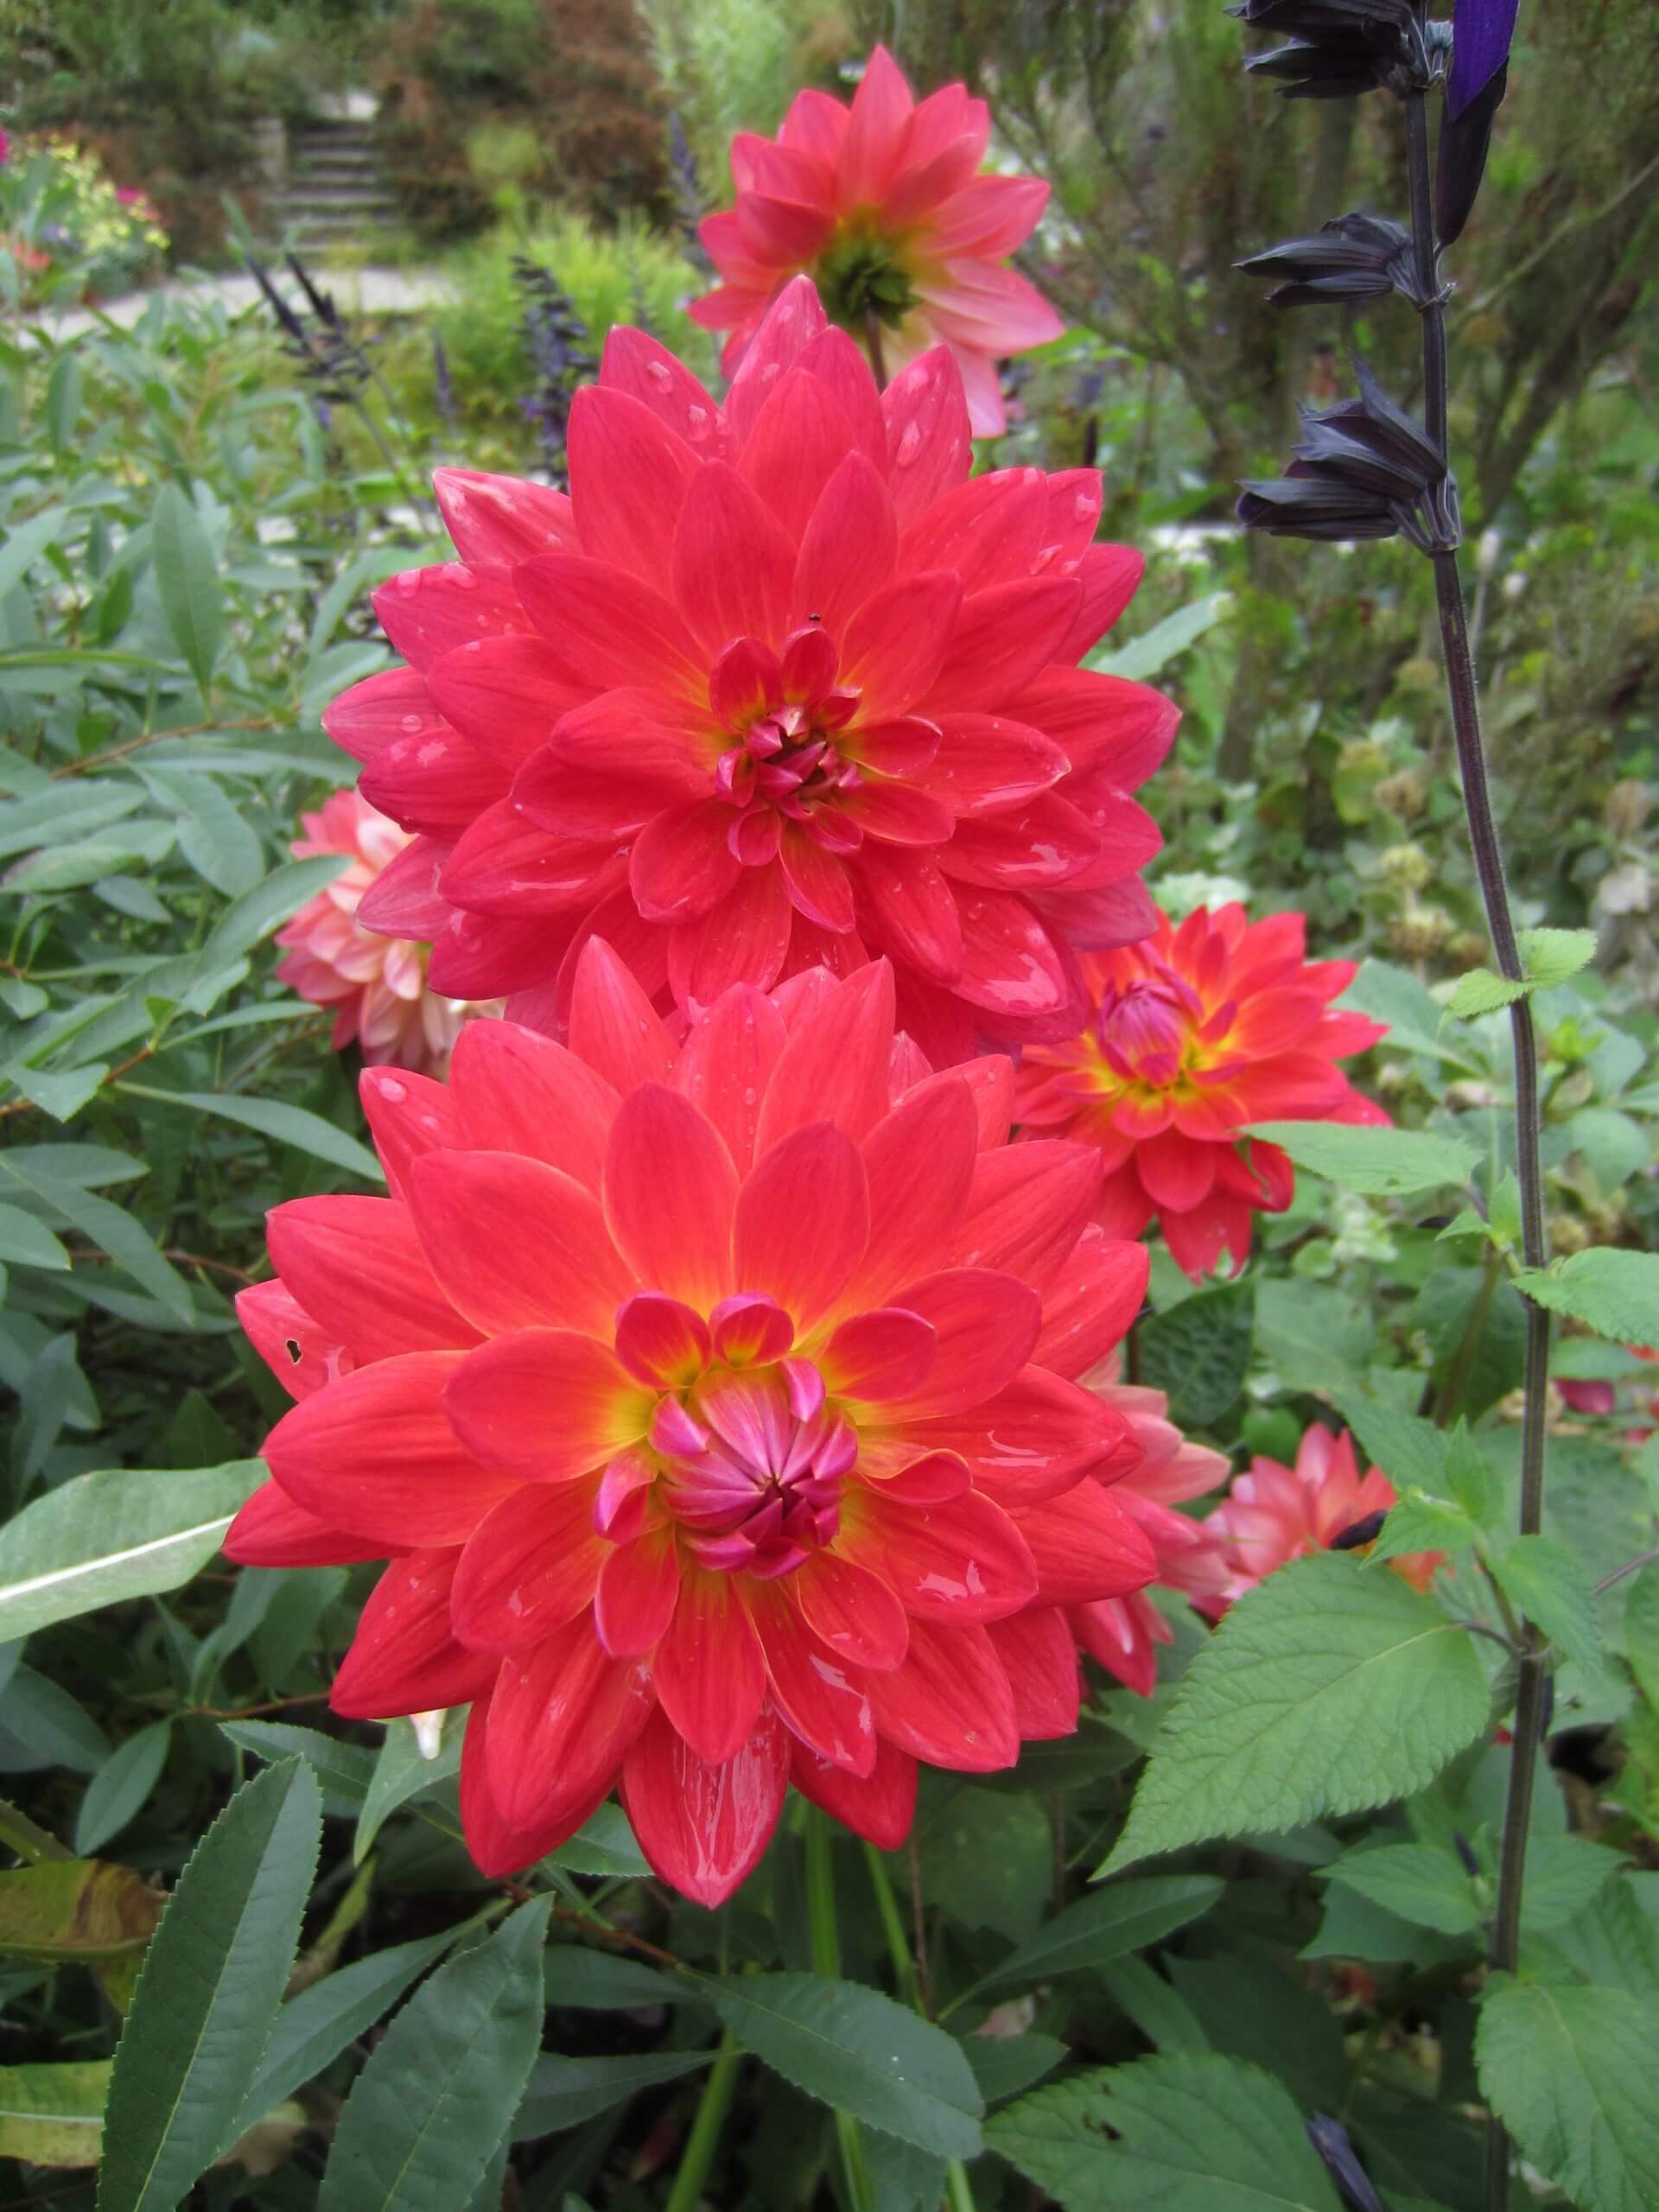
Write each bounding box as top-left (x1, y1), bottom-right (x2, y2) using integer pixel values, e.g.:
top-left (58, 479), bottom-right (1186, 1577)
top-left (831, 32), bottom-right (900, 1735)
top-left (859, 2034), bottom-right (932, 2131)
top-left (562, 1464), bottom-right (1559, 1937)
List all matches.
top-left (275, 791), bottom-right (499, 1075)
top-left (1198, 1423), bottom-right (1442, 1608)
top-left (690, 46), bottom-right (1064, 435)
top-left (324, 278), bottom-right (1174, 1065)
top-left (226, 951), bottom-right (1158, 1904)
top-left (1015, 901), bottom-right (1389, 1277)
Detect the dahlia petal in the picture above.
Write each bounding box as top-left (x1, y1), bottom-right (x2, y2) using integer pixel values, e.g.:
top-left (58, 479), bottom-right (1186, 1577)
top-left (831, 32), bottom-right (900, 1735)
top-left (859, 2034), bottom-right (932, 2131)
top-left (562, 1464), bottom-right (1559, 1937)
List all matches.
top-left (1036, 874), bottom-right (1159, 953)
top-left (881, 347), bottom-right (974, 526)
top-left (623, 1704), bottom-right (789, 1907)
top-left (354, 836), bottom-right (452, 936)
top-left (653, 1568), bottom-right (768, 1764)
top-left (868, 1618), bottom-right (1019, 1772)
top-left (1057, 784), bottom-right (1163, 884)
top-left (930, 172), bottom-right (1051, 257)
top-left (734, 188), bottom-right (833, 264)
top-left (778, 825), bottom-right (857, 933)
top-left (568, 938), bottom-right (675, 1093)
top-left (791, 452), bottom-right (898, 637)
top-left (821, 1306), bottom-right (938, 1402)
top-left (898, 469), bottom-right (1049, 596)
top-left (779, 86), bottom-right (850, 164)
top-left (1009, 669), bottom-right (1176, 793)
top-left (600, 326), bottom-right (733, 460)
top-left (1054, 543), bottom-right (1146, 664)
top-left (884, 1268), bottom-right (1040, 1420)
top-left (1017, 1482), bottom-right (1158, 1603)
top-left (513, 552), bottom-right (704, 696)
top-left (439, 801), bottom-right (621, 919)
top-left (264, 1351), bottom-right (515, 1546)
top-left (854, 845), bottom-right (963, 985)
top-left (840, 571), bottom-right (962, 717)
top-left (236, 1279), bottom-right (352, 1403)
top-left (594, 1526), bottom-right (683, 1657)
top-left (407, 1152), bottom-right (635, 1338)
top-left (372, 565), bottom-right (528, 674)
top-left (603, 1084), bottom-right (739, 1311)
top-left (906, 1365), bottom-right (1140, 1509)
top-left (849, 1487), bottom-right (1037, 1624)
top-left (1135, 1129), bottom-right (1219, 1214)
top-left (988, 1605), bottom-right (1082, 1738)
top-left (838, 42), bottom-right (914, 201)
top-left (955, 1141), bottom-right (1101, 1289)
top-left (630, 799), bottom-right (745, 925)
top-left (899, 1056), bottom-right (1015, 1148)
top-left (916, 261), bottom-right (1065, 353)
top-left (434, 467), bottom-right (579, 565)
top-left (938, 794), bottom-right (1101, 892)
top-left (445, 1332), bottom-right (653, 1483)
top-left (512, 752), bottom-right (702, 842)
top-left (921, 577), bottom-right (1083, 715)
top-left (796, 1550), bottom-right (910, 1670)
top-left (789, 1733), bottom-right (917, 1848)
top-left (951, 889), bottom-right (1073, 1021)
top-left (849, 717), bottom-right (942, 780)
top-left (733, 1122), bottom-right (870, 1332)
top-left (1160, 1197), bottom-right (1255, 1281)
top-left (486, 1617), bottom-right (654, 1832)
top-left (670, 983), bottom-right (788, 1173)
top-left (359, 724), bottom-right (505, 841)
top-left (838, 779), bottom-right (955, 848)
top-left (425, 635), bottom-right (587, 772)
top-left (323, 667), bottom-right (447, 765)
top-left (224, 1479), bottom-right (385, 1567)
top-left (740, 366), bottom-right (858, 544)
top-left (669, 863), bottom-right (795, 1006)
top-left (1041, 467), bottom-right (1105, 565)
top-left (796, 327), bottom-right (887, 464)
top-left (709, 1294), bottom-right (795, 1366)
top-left (450, 1482), bottom-right (609, 1653)
top-left (1071, 1591), bottom-right (1166, 1698)
top-left (1031, 1229), bottom-right (1149, 1381)
top-left (671, 463), bottom-right (798, 657)
top-left (460, 1694), bottom-right (610, 1879)
top-left (448, 1020), bottom-right (618, 1192)
top-left (1093, 1159), bottom-right (1156, 1243)
top-left (917, 715), bottom-right (1069, 817)
top-left (744, 1583), bottom-right (875, 1776)
top-left (567, 386), bottom-right (700, 582)
top-left (614, 1292), bottom-right (712, 1388)
top-left (725, 274), bottom-right (829, 445)
top-left (332, 1548), bottom-right (498, 1719)
top-left (265, 1195), bottom-right (476, 1365)
top-left (753, 959), bottom-right (898, 1154)
top-left (861, 1448), bottom-right (971, 1505)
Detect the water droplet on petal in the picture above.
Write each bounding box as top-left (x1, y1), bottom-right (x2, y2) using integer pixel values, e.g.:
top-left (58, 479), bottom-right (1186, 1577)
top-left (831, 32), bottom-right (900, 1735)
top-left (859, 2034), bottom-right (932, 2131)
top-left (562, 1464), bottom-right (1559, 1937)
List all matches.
top-left (686, 404), bottom-right (710, 440)
top-left (393, 569), bottom-right (421, 596)
top-left (451, 565), bottom-right (477, 590)
top-left (894, 420), bottom-right (922, 467)
top-left (400, 713), bottom-right (424, 733)
top-left (378, 1076), bottom-right (408, 1102)
top-left (647, 359), bottom-right (672, 387)
top-left (1074, 492), bottom-right (1098, 522)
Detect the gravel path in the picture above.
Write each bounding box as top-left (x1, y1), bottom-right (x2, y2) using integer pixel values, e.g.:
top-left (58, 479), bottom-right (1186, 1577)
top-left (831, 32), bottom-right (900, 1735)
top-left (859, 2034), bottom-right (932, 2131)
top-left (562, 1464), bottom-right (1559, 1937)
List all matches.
top-left (40, 264), bottom-right (454, 340)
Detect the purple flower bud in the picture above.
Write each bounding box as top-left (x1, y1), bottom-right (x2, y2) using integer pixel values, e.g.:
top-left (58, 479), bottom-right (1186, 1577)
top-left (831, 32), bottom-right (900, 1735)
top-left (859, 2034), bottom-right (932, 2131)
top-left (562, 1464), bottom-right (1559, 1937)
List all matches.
top-left (1237, 213), bottom-right (1430, 307)
top-left (1447, 0), bottom-right (1518, 118)
top-left (1306, 2116), bottom-right (1389, 2212)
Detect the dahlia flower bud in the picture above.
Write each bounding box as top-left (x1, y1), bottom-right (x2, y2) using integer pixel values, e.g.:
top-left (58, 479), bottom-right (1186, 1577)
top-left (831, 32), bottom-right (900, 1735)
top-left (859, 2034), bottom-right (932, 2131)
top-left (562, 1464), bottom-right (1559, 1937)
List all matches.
top-left (227, 950), bottom-right (1159, 1903)
top-left (275, 791), bottom-right (499, 1075)
top-left (1014, 902), bottom-right (1388, 1279)
top-left (690, 46), bottom-right (1063, 435)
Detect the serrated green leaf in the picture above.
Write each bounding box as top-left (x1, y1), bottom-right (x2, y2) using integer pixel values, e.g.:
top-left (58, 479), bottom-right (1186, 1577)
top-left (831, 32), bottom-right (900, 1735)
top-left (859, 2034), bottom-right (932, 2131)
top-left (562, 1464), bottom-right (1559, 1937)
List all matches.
top-left (543, 1801), bottom-right (651, 1879)
top-left (1522, 1873), bottom-right (1659, 1999)
top-left (1327, 1388), bottom-right (1447, 1491)
top-left (0, 2059), bottom-right (109, 2167)
top-left (704, 1973), bottom-right (982, 2159)
top-left (150, 484), bottom-right (222, 695)
top-left (239, 1925), bottom-right (462, 2126)
top-left (1103, 1554), bottom-right (1490, 1873)
top-left (0, 1462), bottom-right (264, 1642)
top-left (1135, 1281), bottom-right (1255, 1426)
top-left (74, 1723), bottom-right (173, 1857)
top-left (963, 1877), bottom-right (1224, 2002)
top-left (219, 1720), bottom-right (377, 1815)
top-left (118, 1084), bottom-right (382, 1182)
top-left (543, 1948), bottom-right (687, 2012)
top-left (513, 2049), bottom-right (715, 2139)
top-left (355, 1717), bottom-right (462, 1865)
top-left (959, 2032), bottom-right (1065, 2107)
top-left (1443, 1423), bottom-right (1501, 1526)
top-left (1324, 1842), bottom-right (1480, 1936)
top-left (1518, 927), bottom-right (1599, 988)
top-left (1567, 1109), bottom-right (1650, 1195)
top-left (1, 1667), bottom-right (111, 1772)
top-left (921, 1784), bottom-right (1051, 1941)
top-left (1520, 1838), bottom-right (1624, 1934)
top-left (1247, 1122), bottom-right (1480, 1196)
top-left (1492, 1535), bottom-right (1602, 1675)
top-left (988, 2051), bottom-right (1343, 2211)
top-left (317, 1897), bottom-right (550, 2210)
top-left (1363, 1489), bottom-right (1478, 1568)
top-left (1625, 1567), bottom-right (1659, 1710)
top-left (1515, 1249), bottom-right (1659, 1348)
top-left (1446, 968), bottom-right (1527, 1020)
top-left (1478, 1978), bottom-right (1659, 2212)
top-left (98, 1759), bottom-right (322, 2212)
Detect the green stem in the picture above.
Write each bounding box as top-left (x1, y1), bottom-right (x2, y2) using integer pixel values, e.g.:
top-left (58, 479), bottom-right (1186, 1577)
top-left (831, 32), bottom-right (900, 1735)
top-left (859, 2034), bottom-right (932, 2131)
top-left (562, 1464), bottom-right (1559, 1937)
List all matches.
top-left (863, 1841), bottom-right (918, 2008)
top-left (945, 2159), bottom-right (979, 2212)
top-left (663, 2035), bottom-right (743, 2212)
top-left (807, 1807), bottom-right (873, 2212)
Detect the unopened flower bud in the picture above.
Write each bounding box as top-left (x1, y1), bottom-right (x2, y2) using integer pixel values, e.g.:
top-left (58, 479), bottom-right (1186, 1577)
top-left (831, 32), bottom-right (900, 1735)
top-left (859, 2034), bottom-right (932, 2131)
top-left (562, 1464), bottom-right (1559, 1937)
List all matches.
top-left (1379, 841), bottom-right (1433, 890)
top-left (1230, 0), bottom-right (1430, 98)
top-left (1306, 2115), bottom-right (1388, 2212)
top-left (1237, 212), bottom-right (1429, 308)
top-left (1239, 359), bottom-right (1458, 552)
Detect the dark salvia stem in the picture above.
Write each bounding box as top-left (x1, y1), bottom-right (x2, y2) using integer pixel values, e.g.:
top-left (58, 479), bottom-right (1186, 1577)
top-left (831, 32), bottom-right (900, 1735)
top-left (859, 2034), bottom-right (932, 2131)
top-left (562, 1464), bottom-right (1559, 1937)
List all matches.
top-left (1403, 72), bottom-right (1551, 2212)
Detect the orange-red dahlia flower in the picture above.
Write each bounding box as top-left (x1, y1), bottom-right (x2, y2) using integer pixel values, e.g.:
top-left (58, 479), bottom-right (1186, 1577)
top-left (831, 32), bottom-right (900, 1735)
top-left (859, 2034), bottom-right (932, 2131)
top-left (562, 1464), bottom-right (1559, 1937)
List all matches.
top-left (1062, 1351), bottom-right (1231, 1694)
top-left (226, 950), bottom-right (1157, 1903)
top-left (1557, 1347), bottom-right (1658, 1440)
top-left (690, 46), bottom-right (1063, 435)
top-left (1198, 1423), bottom-right (1441, 1608)
top-left (275, 791), bottom-right (499, 1075)
top-left (325, 277), bottom-right (1173, 1068)
top-left (1014, 902), bottom-right (1388, 1277)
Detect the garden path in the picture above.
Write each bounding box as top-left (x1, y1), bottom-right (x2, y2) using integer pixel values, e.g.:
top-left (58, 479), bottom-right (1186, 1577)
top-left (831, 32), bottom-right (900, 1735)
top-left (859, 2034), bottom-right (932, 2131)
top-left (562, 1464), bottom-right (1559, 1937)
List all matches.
top-left (41, 263), bottom-right (453, 342)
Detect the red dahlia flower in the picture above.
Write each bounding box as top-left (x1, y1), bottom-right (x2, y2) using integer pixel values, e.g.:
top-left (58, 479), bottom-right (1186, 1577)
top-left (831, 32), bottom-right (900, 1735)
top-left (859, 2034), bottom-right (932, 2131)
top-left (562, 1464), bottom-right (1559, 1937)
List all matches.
top-left (1014, 902), bottom-right (1388, 1276)
top-left (690, 46), bottom-right (1063, 435)
top-left (1198, 1422), bottom-right (1441, 1608)
top-left (325, 276), bottom-right (1172, 1067)
top-left (275, 791), bottom-right (499, 1075)
top-left (226, 951), bottom-right (1157, 1903)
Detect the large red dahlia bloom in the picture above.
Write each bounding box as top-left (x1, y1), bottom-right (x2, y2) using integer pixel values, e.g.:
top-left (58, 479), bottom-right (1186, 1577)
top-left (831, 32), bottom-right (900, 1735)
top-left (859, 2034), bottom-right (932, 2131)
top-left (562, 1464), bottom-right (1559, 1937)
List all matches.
top-left (690, 45), bottom-right (1063, 435)
top-left (1014, 902), bottom-right (1388, 1277)
top-left (226, 951), bottom-right (1157, 1903)
top-left (325, 277), bottom-right (1173, 1068)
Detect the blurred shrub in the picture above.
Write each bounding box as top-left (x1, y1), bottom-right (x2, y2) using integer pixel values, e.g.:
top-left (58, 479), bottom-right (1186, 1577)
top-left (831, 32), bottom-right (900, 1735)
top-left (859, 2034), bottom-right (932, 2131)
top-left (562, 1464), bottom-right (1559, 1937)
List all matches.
top-left (0, 133), bottom-right (169, 305)
top-left (639, 0), bottom-right (855, 186)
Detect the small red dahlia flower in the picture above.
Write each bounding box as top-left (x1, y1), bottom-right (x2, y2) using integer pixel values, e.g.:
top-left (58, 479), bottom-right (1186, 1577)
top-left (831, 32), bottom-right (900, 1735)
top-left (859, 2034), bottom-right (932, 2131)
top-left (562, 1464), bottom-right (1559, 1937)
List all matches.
top-left (1197, 1423), bottom-right (1441, 1609)
top-left (690, 45), bottom-right (1063, 435)
top-left (325, 276), bottom-right (1173, 1068)
top-left (1557, 1347), bottom-right (1657, 1440)
top-left (226, 951), bottom-right (1157, 1904)
top-left (1014, 902), bottom-right (1388, 1277)
top-left (275, 791), bottom-right (499, 1075)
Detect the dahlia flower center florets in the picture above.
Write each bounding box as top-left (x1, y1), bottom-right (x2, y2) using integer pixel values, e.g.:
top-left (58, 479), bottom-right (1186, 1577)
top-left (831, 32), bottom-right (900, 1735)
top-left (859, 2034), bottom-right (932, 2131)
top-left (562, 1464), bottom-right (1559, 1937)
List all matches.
top-left (1095, 971), bottom-right (1205, 1089)
top-left (816, 215), bottom-right (919, 333)
top-left (711, 628), bottom-right (873, 864)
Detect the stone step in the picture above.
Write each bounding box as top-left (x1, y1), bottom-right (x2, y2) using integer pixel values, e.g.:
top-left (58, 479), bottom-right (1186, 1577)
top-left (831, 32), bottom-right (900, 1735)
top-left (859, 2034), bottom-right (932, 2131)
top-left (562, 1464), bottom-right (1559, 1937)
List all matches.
top-left (276, 182), bottom-right (397, 212)
top-left (293, 152), bottom-right (379, 179)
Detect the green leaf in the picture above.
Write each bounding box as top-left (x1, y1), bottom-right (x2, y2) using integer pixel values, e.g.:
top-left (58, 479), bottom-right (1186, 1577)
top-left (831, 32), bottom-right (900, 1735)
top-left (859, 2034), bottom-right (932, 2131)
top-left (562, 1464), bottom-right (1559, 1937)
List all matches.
top-left (988, 2052), bottom-right (1343, 2211)
top-left (0, 1667), bottom-right (110, 1772)
top-left (1103, 1554), bottom-right (1491, 1873)
top-left (1567, 1110), bottom-right (1650, 1195)
top-left (959, 2033), bottom-right (1065, 2107)
top-left (1624, 1567), bottom-right (1659, 1710)
top-left (963, 1877), bottom-right (1224, 2002)
top-left (205, 855), bottom-right (346, 964)
top-left (704, 1972), bottom-right (982, 2159)
top-left (543, 1801), bottom-right (652, 1879)
top-left (1092, 590), bottom-right (1231, 682)
top-left (1338, 958), bottom-right (1479, 1069)
top-left (0, 1156), bottom-right (196, 1323)
top-left (1363, 1490), bottom-right (1479, 1568)
top-left (149, 484), bottom-right (223, 695)
top-left (1514, 1249), bottom-right (1659, 1347)
top-left (137, 766), bottom-right (263, 899)
top-left (1255, 1280), bottom-right (1374, 1390)
top-left (1327, 1388), bottom-right (1447, 1491)
top-left (1522, 1872), bottom-right (1659, 1999)
top-left (317, 1897), bottom-right (550, 2211)
top-left (920, 1784), bottom-right (1052, 1941)
top-left (543, 1948), bottom-right (686, 2012)
top-left (74, 1724), bottom-right (173, 1857)
top-left (118, 1085), bottom-right (382, 1183)
top-left (1491, 1535), bottom-right (1602, 1675)
top-left (514, 2050), bottom-right (715, 2139)
top-left (0, 1202), bottom-right (71, 1270)
top-left (1518, 926), bottom-right (1599, 988)
top-left (1097, 1959), bottom-right (1212, 2054)
top-left (1245, 1122), bottom-right (1480, 1196)
top-left (240, 1926), bottom-right (462, 2125)
top-left (1478, 1978), bottom-right (1659, 2212)
top-left (1446, 968), bottom-right (1527, 1020)
top-left (1135, 1281), bottom-right (1255, 1427)
top-left (98, 1759), bottom-right (322, 2212)
top-left (1324, 1842), bottom-right (1479, 1936)
top-left (0, 1462), bottom-right (263, 1643)
top-left (0, 1859), bottom-right (163, 1961)
top-left (355, 1717), bottom-right (462, 1865)
top-left (219, 1720), bottom-right (377, 1815)
top-left (0, 2059), bottom-right (109, 2167)
top-left (1520, 1838), bottom-right (1624, 1934)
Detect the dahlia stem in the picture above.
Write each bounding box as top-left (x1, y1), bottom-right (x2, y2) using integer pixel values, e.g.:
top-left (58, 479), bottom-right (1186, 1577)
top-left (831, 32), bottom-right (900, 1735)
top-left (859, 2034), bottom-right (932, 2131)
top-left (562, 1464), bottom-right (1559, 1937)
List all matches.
top-left (863, 304), bottom-right (889, 390)
top-left (805, 1806), bottom-right (874, 2212)
top-left (1405, 81), bottom-right (1552, 2212)
top-left (663, 2034), bottom-right (743, 2212)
